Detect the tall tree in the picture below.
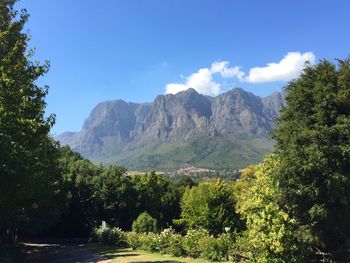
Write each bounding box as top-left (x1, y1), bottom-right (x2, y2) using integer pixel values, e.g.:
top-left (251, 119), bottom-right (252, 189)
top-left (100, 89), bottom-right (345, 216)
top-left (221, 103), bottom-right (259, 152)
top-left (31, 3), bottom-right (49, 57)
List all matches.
top-left (274, 58), bottom-right (350, 259)
top-left (132, 172), bottom-right (182, 229)
top-left (47, 146), bottom-right (102, 237)
top-left (236, 155), bottom-right (303, 262)
top-left (179, 179), bottom-right (242, 236)
top-left (0, 0), bottom-right (64, 243)
top-left (94, 165), bottom-right (136, 230)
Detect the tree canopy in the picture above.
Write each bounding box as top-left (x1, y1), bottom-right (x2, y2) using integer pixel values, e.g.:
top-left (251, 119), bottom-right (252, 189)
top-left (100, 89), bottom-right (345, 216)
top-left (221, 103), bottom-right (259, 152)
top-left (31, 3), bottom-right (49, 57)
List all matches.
top-left (273, 59), bottom-right (350, 259)
top-left (179, 179), bottom-right (242, 236)
top-left (0, 0), bottom-right (64, 243)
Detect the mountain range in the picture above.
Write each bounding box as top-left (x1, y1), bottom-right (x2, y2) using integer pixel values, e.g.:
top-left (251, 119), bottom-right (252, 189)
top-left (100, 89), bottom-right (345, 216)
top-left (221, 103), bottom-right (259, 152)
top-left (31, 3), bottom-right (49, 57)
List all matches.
top-left (58, 88), bottom-right (284, 171)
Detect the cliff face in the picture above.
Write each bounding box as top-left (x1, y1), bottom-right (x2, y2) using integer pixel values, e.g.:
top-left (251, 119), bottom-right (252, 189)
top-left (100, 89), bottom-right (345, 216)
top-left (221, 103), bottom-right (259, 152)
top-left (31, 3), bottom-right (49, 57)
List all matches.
top-left (58, 88), bottom-right (284, 170)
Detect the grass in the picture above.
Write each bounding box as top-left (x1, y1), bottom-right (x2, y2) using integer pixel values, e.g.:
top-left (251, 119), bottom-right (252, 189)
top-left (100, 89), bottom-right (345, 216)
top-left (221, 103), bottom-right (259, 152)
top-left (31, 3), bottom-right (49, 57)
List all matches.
top-left (86, 243), bottom-right (215, 263)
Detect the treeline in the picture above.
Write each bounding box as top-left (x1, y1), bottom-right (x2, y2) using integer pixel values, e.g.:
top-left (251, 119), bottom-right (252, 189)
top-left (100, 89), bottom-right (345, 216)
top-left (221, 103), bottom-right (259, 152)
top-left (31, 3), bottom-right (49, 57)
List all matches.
top-left (47, 146), bottom-right (190, 237)
top-left (46, 146), bottom-right (241, 238)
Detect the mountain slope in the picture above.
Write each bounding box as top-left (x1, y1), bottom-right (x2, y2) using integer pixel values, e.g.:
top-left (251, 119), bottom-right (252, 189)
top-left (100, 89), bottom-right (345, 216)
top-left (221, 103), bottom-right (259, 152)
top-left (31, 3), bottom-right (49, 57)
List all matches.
top-left (58, 88), bottom-right (283, 171)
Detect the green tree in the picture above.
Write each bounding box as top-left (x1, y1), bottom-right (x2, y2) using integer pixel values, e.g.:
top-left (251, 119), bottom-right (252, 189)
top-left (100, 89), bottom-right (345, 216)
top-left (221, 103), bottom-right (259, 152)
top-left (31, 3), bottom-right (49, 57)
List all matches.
top-left (132, 212), bottom-right (158, 233)
top-left (132, 172), bottom-right (182, 228)
top-left (48, 146), bottom-right (102, 237)
top-left (236, 155), bottom-right (302, 262)
top-left (274, 58), bottom-right (350, 259)
top-left (176, 175), bottom-right (196, 188)
top-left (179, 179), bottom-right (242, 236)
top-left (0, 0), bottom-right (64, 243)
top-left (94, 165), bottom-right (136, 230)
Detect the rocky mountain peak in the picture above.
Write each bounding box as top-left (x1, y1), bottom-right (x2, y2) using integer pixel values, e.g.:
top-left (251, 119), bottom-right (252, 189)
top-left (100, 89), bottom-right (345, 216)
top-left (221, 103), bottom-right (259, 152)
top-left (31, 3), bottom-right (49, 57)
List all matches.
top-left (58, 88), bottom-right (284, 169)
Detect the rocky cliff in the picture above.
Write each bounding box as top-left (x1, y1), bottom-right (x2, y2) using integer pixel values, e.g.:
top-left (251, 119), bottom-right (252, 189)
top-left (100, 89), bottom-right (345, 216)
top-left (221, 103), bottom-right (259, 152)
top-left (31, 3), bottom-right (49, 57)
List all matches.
top-left (58, 88), bottom-right (284, 170)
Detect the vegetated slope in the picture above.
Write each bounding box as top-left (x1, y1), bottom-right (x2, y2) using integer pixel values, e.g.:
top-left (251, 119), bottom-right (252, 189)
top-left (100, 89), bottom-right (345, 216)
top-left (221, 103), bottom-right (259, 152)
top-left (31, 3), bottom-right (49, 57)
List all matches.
top-left (58, 88), bottom-right (283, 171)
top-left (98, 136), bottom-right (274, 171)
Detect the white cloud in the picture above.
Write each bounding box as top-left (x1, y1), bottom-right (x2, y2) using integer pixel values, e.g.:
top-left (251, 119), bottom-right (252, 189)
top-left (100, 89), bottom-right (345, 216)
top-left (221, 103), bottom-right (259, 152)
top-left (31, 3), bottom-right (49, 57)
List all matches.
top-left (210, 61), bottom-right (245, 79)
top-left (165, 61), bottom-right (244, 96)
top-left (165, 52), bottom-right (316, 95)
top-left (245, 52), bottom-right (315, 83)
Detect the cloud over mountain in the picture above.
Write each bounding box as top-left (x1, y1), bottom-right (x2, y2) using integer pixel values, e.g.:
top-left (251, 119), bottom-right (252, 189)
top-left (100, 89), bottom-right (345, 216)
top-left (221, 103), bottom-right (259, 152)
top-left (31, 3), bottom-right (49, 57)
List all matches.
top-left (165, 52), bottom-right (315, 95)
top-left (165, 61), bottom-right (244, 96)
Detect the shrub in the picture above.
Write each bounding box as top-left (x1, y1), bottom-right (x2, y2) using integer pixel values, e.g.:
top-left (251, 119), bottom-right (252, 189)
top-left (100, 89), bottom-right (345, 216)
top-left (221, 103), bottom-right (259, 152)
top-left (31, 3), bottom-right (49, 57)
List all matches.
top-left (164, 233), bottom-right (184, 257)
top-left (126, 232), bottom-right (159, 252)
top-left (158, 227), bottom-right (185, 257)
top-left (183, 228), bottom-right (209, 258)
top-left (127, 231), bottom-right (161, 252)
top-left (124, 228), bottom-right (238, 261)
top-left (132, 212), bottom-right (158, 233)
top-left (199, 235), bottom-right (224, 261)
top-left (126, 231), bottom-right (141, 250)
top-left (199, 233), bottom-right (236, 261)
top-left (91, 225), bottom-right (127, 247)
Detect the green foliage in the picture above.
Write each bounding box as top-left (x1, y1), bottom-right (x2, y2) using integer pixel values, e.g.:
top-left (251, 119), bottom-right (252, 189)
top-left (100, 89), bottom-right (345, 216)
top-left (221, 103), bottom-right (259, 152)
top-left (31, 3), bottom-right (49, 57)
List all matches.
top-left (199, 235), bottom-right (233, 261)
top-left (125, 228), bottom-right (237, 261)
top-left (47, 146), bottom-right (102, 237)
top-left (95, 136), bottom-right (274, 171)
top-left (182, 228), bottom-right (209, 258)
top-left (126, 231), bottom-right (141, 250)
top-left (175, 175), bottom-right (196, 188)
top-left (179, 179), bottom-right (242, 235)
top-left (236, 155), bottom-right (302, 262)
top-left (129, 230), bottom-right (183, 255)
top-left (131, 172), bottom-right (182, 228)
top-left (138, 232), bottom-right (160, 252)
top-left (132, 212), bottom-right (157, 233)
top-left (93, 165), bottom-right (136, 229)
top-left (273, 58), bottom-right (350, 259)
top-left (91, 225), bottom-right (127, 247)
top-left (0, 0), bottom-right (64, 242)
top-left (48, 155), bottom-right (184, 237)
top-left (157, 227), bottom-right (184, 257)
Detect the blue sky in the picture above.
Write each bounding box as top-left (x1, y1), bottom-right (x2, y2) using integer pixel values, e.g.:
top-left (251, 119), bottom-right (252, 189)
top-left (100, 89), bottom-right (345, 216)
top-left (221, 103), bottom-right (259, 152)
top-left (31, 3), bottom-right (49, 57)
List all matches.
top-left (18, 0), bottom-right (350, 134)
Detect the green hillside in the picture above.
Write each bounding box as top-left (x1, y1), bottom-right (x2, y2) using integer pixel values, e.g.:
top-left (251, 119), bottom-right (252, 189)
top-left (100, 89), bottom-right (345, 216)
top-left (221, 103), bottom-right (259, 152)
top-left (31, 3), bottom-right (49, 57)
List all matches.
top-left (91, 136), bottom-right (274, 171)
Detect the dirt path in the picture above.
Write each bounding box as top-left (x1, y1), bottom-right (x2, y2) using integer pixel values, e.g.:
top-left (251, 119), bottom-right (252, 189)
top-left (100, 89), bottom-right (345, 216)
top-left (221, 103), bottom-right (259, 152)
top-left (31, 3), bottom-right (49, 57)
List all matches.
top-left (21, 239), bottom-right (111, 263)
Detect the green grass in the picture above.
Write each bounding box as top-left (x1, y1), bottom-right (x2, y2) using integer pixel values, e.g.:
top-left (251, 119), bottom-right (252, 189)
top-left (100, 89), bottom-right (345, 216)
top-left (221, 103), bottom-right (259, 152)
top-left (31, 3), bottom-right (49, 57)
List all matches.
top-left (86, 243), bottom-right (217, 263)
top-left (91, 136), bottom-right (274, 171)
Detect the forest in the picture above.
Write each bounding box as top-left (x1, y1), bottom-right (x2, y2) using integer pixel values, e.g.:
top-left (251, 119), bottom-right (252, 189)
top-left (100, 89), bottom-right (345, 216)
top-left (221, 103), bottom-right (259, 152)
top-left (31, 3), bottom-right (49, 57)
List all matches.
top-left (1, 1), bottom-right (350, 262)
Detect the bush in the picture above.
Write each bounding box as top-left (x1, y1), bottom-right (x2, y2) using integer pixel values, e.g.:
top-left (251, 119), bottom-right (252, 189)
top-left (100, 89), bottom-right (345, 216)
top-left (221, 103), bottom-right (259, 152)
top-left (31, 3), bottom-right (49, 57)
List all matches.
top-left (199, 235), bottom-right (223, 261)
top-left (132, 212), bottom-right (158, 233)
top-left (124, 228), bottom-right (238, 261)
top-left (183, 228), bottom-right (209, 258)
top-left (126, 231), bottom-right (141, 250)
top-left (91, 225), bottom-right (127, 247)
top-left (199, 233), bottom-right (236, 261)
top-left (158, 227), bottom-right (185, 257)
top-left (216, 233), bottom-right (236, 260)
top-left (127, 231), bottom-right (161, 252)
top-left (139, 232), bottom-right (161, 252)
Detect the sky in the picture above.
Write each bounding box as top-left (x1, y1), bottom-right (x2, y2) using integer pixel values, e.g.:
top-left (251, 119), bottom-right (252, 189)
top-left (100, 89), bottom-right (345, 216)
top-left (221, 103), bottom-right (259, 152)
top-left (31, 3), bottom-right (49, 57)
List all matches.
top-left (17, 0), bottom-right (350, 134)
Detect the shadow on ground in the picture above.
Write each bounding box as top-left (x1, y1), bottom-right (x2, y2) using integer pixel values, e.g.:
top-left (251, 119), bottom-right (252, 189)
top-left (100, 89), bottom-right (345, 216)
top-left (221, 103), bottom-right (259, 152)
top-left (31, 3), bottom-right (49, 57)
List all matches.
top-left (20, 239), bottom-right (107, 263)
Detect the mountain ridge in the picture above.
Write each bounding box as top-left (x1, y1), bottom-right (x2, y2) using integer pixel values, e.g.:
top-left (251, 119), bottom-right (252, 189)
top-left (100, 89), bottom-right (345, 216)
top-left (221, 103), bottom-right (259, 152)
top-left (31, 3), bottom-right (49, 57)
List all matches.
top-left (58, 88), bottom-right (284, 171)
